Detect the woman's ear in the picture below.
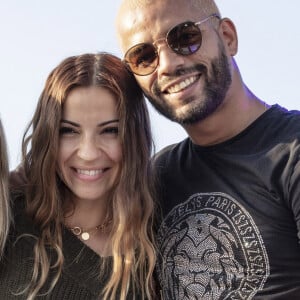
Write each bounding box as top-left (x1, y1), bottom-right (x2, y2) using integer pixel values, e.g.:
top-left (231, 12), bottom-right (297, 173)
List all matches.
top-left (218, 18), bottom-right (238, 56)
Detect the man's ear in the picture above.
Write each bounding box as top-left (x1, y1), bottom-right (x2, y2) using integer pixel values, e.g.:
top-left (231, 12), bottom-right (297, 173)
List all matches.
top-left (218, 18), bottom-right (238, 56)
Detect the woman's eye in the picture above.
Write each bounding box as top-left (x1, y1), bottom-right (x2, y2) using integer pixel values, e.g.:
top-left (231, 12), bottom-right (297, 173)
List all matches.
top-left (102, 126), bottom-right (119, 135)
top-left (59, 126), bottom-right (77, 135)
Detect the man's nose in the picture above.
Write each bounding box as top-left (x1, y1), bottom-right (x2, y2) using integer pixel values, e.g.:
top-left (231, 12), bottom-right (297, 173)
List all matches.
top-left (156, 43), bottom-right (185, 76)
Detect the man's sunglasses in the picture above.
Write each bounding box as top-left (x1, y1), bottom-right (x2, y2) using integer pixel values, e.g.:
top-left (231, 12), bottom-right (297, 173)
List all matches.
top-left (124, 13), bottom-right (220, 76)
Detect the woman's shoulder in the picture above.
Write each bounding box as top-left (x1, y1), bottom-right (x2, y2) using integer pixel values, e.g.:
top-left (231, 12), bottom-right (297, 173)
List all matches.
top-left (10, 189), bottom-right (26, 219)
top-left (9, 189), bottom-right (39, 240)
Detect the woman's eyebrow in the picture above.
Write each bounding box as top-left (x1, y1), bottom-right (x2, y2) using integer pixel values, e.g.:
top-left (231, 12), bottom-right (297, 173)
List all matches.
top-left (97, 119), bottom-right (119, 127)
top-left (60, 119), bottom-right (119, 127)
top-left (60, 119), bottom-right (80, 127)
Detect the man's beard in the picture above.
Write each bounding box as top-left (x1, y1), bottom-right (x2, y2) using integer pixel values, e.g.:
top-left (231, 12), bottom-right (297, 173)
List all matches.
top-left (145, 45), bottom-right (232, 125)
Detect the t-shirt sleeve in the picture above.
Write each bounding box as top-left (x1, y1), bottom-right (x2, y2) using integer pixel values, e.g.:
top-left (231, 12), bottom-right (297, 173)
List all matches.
top-left (288, 150), bottom-right (300, 243)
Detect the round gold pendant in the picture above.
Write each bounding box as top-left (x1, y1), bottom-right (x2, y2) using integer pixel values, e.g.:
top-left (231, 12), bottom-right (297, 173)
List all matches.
top-left (72, 226), bottom-right (82, 236)
top-left (81, 232), bottom-right (90, 240)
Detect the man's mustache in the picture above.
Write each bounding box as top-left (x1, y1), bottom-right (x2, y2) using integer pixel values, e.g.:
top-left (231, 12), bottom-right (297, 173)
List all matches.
top-left (154, 64), bottom-right (208, 94)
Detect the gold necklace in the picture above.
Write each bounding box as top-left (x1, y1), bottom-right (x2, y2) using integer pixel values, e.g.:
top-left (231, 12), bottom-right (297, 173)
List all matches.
top-left (69, 220), bottom-right (111, 241)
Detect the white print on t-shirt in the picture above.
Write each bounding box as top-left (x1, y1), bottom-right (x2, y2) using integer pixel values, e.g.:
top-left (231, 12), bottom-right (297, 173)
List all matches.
top-left (157, 192), bottom-right (270, 300)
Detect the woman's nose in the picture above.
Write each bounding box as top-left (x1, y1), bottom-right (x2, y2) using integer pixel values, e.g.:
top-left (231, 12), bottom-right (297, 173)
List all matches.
top-left (77, 136), bottom-right (100, 161)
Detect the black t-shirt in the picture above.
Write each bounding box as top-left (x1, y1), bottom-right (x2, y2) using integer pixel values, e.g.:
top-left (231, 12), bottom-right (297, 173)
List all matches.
top-left (155, 104), bottom-right (300, 299)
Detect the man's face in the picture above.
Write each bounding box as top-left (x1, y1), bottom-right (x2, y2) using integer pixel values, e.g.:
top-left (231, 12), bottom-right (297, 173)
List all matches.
top-left (117, 0), bottom-right (232, 125)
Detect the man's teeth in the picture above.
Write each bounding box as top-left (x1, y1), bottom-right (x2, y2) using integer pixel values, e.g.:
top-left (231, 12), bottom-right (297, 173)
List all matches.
top-left (167, 76), bottom-right (197, 94)
top-left (77, 169), bottom-right (103, 176)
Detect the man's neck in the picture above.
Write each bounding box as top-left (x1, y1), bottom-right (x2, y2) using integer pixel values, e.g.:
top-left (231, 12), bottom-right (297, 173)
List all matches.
top-left (183, 90), bottom-right (267, 146)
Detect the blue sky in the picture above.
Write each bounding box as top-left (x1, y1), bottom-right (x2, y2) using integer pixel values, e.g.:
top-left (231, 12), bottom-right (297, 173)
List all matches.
top-left (1, 1), bottom-right (300, 168)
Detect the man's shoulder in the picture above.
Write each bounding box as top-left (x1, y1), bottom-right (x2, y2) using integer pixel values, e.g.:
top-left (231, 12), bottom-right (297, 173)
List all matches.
top-left (266, 105), bottom-right (300, 141)
top-left (153, 138), bottom-right (190, 167)
top-left (269, 104), bottom-right (300, 123)
top-left (154, 138), bottom-right (189, 162)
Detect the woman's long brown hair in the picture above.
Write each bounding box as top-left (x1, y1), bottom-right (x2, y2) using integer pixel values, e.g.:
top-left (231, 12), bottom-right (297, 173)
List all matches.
top-left (0, 120), bottom-right (10, 258)
top-left (21, 53), bottom-right (156, 299)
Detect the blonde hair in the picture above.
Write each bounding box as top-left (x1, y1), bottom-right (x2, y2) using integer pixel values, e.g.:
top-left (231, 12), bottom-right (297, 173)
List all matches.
top-left (21, 53), bottom-right (156, 299)
top-left (0, 119), bottom-right (10, 257)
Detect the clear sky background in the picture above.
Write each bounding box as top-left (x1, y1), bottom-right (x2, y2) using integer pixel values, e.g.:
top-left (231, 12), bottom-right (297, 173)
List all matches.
top-left (1, 1), bottom-right (300, 169)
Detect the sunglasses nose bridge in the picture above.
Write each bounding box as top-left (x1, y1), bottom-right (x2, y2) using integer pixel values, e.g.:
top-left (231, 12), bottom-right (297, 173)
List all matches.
top-left (153, 35), bottom-right (180, 64)
top-left (152, 37), bottom-right (168, 51)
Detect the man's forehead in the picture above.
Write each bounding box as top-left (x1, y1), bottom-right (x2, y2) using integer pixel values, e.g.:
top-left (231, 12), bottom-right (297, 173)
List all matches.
top-left (117, 4), bottom-right (166, 48)
top-left (116, 0), bottom-right (205, 50)
top-left (116, 7), bottom-right (152, 50)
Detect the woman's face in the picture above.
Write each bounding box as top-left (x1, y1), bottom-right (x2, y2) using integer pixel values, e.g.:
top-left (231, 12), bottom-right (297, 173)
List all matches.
top-left (57, 86), bottom-right (122, 206)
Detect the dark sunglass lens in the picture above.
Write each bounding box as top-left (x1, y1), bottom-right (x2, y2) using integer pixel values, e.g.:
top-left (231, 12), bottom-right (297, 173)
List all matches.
top-left (167, 22), bottom-right (202, 55)
top-left (126, 43), bottom-right (158, 75)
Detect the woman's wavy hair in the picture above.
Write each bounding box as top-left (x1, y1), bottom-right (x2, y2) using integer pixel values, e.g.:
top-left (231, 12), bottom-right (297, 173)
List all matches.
top-left (21, 53), bottom-right (156, 299)
top-left (0, 119), bottom-right (10, 257)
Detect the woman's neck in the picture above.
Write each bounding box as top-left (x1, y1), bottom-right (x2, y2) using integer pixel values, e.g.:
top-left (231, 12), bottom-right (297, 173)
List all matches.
top-left (64, 198), bottom-right (112, 256)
